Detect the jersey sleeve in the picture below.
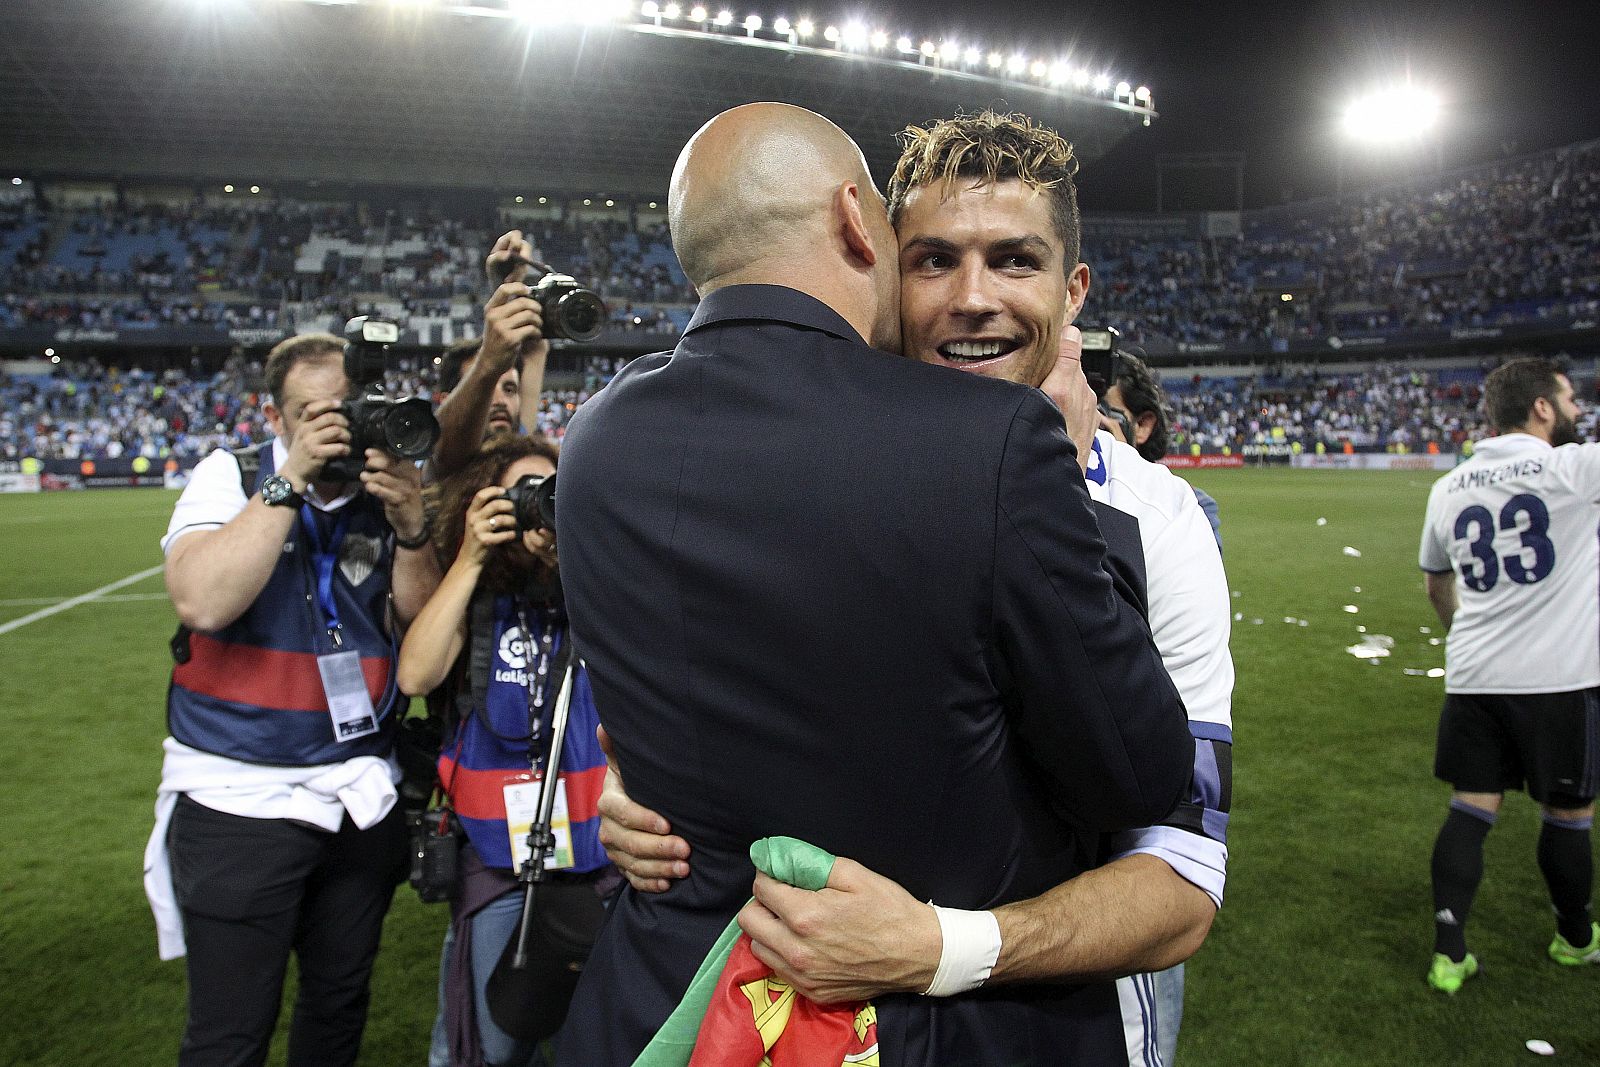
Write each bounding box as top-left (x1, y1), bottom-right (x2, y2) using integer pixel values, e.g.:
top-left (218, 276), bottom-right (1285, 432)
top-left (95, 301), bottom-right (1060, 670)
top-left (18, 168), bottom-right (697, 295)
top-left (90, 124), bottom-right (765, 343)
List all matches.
top-left (1107, 477), bottom-right (1233, 908)
top-left (1418, 482), bottom-right (1454, 574)
top-left (1550, 442), bottom-right (1600, 505)
top-left (161, 449), bottom-right (249, 555)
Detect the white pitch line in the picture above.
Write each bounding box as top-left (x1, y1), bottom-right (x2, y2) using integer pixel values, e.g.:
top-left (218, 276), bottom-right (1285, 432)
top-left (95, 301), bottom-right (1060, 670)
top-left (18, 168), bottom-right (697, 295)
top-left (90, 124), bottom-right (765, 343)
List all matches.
top-left (0, 565), bottom-right (165, 637)
top-left (0, 592), bottom-right (169, 607)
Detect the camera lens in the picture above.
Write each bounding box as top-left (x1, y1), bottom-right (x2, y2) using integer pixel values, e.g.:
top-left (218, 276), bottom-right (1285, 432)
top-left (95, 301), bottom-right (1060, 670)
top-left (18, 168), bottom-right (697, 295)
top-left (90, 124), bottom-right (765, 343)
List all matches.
top-left (556, 290), bottom-right (605, 343)
top-left (381, 398), bottom-right (441, 459)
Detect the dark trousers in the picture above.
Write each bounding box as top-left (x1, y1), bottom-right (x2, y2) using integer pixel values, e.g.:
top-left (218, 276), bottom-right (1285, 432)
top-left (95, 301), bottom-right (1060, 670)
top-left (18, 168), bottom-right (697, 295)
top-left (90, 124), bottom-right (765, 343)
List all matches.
top-left (167, 793), bottom-right (408, 1067)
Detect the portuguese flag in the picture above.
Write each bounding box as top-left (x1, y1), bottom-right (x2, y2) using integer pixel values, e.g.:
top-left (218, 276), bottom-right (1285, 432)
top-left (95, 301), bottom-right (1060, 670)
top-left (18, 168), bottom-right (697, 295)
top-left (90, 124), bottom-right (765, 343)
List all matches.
top-left (633, 837), bottom-right (880, 1067)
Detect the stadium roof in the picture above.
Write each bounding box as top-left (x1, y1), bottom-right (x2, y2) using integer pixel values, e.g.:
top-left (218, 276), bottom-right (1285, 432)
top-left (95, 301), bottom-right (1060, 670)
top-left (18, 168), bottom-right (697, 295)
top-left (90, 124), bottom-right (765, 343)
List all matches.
top-left (0, 0), bottom-right (1156, 199)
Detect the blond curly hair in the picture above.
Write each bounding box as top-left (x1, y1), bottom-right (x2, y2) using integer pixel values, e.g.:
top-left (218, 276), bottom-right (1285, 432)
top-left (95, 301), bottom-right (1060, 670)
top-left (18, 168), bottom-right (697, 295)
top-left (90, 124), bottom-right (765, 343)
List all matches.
top-left (887, 110), bottom-right (1083, 268)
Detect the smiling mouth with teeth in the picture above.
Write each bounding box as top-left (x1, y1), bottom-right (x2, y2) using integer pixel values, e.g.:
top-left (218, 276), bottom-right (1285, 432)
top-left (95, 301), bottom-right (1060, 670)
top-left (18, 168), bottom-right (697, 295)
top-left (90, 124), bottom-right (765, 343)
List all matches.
top-left (938, 340), bottom-right (1019, 363)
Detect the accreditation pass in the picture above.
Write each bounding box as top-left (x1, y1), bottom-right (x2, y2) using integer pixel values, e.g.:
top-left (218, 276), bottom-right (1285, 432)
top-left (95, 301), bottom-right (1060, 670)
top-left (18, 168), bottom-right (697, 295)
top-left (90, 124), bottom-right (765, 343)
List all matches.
top-left (505, 774), bottom-right (575, 871)
top-left (317, 650), bottom-right (379, 741)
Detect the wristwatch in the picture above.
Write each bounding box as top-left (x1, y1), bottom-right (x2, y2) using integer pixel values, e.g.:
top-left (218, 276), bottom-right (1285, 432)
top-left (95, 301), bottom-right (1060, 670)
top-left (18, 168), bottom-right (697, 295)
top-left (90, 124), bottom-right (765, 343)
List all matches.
top-left (261, 474), bottom-right (305, 508)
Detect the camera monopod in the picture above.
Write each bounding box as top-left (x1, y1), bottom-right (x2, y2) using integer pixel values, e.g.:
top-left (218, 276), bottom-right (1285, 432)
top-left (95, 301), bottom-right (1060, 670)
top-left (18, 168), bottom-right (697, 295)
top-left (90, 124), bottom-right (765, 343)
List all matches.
top-left (510, 657), bottom-right (574, 968)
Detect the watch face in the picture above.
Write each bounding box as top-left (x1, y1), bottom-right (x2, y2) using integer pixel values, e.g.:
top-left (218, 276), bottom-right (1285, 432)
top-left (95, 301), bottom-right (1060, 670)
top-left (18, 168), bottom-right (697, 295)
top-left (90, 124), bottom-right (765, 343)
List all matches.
top-left (263, 476), bottom-right (294, 505)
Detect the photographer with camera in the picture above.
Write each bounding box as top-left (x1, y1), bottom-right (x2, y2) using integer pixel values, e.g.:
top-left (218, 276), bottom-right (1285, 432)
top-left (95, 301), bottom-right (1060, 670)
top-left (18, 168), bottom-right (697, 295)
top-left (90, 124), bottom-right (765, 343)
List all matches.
top-left (397, 434), bottom-right (614, 1067)
top-left (143, 330), bottom-right (441, 1067)
top-left (433, 231), bottom-right (605, 481)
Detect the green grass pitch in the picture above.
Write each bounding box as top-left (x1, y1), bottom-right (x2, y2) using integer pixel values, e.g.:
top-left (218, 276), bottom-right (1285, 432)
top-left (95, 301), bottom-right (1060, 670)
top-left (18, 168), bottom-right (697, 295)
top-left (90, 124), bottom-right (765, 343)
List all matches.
top-left (1, 472), bottom-right (1594, 1065)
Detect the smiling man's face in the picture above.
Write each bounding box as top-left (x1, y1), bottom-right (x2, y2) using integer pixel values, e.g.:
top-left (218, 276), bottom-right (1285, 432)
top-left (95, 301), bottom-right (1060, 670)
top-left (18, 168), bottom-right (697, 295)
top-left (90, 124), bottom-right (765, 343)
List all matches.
top-left (897, 178), bottom-right (1088, 388)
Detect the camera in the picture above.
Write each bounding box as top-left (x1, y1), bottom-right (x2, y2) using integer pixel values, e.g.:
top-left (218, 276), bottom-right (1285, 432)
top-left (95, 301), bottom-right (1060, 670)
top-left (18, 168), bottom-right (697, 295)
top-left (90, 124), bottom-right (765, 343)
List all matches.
top-left (322, 316), bottom-right (442, 482)
top-left (407, 806), bottom-right (461, 905)
top-left (504, 472), bottom-right (556, 534)
top-left (491, 256), bottom-right (607, 344)
top-left (1078, 326), bottom-right (1136, 445)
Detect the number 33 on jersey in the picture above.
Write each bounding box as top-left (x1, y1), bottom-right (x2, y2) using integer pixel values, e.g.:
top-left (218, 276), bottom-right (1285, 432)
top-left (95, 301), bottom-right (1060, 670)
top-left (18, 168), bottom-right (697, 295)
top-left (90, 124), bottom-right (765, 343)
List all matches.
top-left (1421, 433), bottom-right (1600, 695)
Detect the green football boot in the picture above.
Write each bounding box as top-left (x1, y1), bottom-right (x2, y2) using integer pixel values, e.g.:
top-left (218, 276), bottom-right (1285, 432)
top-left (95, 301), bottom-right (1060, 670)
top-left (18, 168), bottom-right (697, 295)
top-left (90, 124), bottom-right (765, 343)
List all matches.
top-left (1548, 922), bottom-right (1600, 966)
top-left (1426, 952), bottom-right (1479, 993)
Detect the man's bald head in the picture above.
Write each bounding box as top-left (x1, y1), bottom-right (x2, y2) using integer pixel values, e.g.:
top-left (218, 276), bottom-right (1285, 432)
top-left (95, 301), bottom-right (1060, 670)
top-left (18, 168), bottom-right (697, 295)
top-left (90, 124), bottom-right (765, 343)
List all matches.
top-left (669, 102), bottom-right (880, 291)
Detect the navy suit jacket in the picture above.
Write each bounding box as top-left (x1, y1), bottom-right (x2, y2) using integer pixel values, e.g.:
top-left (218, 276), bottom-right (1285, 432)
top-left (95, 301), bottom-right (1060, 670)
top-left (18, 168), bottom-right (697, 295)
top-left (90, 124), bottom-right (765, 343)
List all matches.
top-left (554, 285), bottom-right (1191, 1066)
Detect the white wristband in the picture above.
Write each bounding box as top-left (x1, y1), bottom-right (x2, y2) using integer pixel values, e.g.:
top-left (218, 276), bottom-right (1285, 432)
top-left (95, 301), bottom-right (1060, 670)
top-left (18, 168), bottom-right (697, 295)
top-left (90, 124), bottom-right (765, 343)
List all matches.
top-left (923, 905), bottom-right (1003, 997)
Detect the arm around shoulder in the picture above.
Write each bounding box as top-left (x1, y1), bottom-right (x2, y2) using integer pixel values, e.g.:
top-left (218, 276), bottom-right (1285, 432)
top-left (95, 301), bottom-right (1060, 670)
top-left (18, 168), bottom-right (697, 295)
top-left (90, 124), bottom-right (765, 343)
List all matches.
top-left (991, 392), bottom-right (1192, 832)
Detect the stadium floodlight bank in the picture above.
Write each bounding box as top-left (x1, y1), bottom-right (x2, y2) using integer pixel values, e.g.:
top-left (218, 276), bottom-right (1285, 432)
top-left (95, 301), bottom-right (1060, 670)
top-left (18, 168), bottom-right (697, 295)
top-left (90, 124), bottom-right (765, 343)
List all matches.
top-left (282, 0), bottom-right (1157, 123)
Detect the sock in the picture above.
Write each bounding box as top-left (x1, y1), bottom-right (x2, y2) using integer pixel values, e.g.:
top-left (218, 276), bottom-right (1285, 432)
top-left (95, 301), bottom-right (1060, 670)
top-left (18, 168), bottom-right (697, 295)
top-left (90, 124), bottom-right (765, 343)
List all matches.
top-left (1431, 801), bottom-right (1496, 961)
top-left (1537, 813), bottom-right (1594, 947)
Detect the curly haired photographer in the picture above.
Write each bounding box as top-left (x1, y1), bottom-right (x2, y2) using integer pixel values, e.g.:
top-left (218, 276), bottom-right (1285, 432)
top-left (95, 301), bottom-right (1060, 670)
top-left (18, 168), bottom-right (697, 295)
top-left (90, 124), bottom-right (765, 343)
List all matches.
top-left (398, 434), bottom-right (616, 1067)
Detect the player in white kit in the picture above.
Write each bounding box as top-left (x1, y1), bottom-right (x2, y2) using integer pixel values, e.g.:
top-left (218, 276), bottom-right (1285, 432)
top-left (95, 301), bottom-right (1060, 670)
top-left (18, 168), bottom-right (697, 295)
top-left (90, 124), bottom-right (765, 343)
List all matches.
top-left (1418, 357), bottom-right (1600, 993)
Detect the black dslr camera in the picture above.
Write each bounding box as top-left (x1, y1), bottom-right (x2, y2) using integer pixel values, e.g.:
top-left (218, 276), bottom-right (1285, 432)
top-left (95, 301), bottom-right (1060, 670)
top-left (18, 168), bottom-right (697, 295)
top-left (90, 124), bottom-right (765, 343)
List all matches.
top-left (503, 472), bottom-right (556, 534)
top-left (491, 257), bottom-right (607, 344)
top-left (322, 316), bottom-right (442, 482)
top-left (1078, 326), bottom-right (1136, 445)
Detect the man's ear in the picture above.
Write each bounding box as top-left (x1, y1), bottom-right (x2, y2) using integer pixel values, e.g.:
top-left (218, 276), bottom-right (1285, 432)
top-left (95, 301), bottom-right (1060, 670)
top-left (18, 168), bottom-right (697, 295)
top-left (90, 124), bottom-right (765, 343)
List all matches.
top-left (835, 182), bottom-right (879, 268)
top-left (1134, 409), bottom-right (1158, 447)
top-left (1063, 262), bottom-right (1091, 324)
top-left (263, 399), bottom-right (284, 438)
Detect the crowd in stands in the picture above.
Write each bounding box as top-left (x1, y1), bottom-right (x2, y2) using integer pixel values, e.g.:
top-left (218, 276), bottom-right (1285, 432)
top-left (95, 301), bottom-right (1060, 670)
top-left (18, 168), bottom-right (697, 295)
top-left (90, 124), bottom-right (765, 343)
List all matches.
top-left (5, 351), bottom-right (1549, 465)
top-left (1163, 362), bottom-right (1495, 454)
top-left (0, 353), bottom-right (628, 463)
top-left (4, 137), bottom-right (1598, 348)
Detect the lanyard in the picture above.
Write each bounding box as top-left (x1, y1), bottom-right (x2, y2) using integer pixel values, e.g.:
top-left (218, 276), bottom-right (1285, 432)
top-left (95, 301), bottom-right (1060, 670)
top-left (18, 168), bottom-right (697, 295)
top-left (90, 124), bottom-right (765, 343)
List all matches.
top-left (300, 503), bottom-right (352, 646)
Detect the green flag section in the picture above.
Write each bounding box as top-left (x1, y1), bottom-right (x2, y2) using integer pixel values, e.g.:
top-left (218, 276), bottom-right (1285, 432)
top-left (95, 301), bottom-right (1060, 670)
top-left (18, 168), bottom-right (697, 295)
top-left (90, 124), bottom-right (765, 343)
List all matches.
top-left (632, 836), bottom-right (880, 1067)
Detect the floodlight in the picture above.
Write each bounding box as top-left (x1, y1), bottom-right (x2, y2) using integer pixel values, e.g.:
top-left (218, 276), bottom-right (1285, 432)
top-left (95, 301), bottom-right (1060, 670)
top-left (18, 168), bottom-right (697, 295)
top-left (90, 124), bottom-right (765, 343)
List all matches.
top-left (433, 356), bottom-right (442, 366)
top-left (663, 2), bottom-right (680, 15)
top-left (648, 201), bottom-right (658, 208)
top-left (250, 185), bottom-right (260, 193)
top-left (1029, 60), bottom-right (1047, 78)
top-left (538, 196), bottom-right (548, 203)
top-left (1073, 67), bottom-right (1090, 87)
top-left (1280, 293), bottom-right (1294, 302)
top-left (773, 15), bottom-right (789, 32)
top-left (583, 198), bottom-right (592, 205)
top-left (1135, 85), bottom-right (1151, 102)
top-left (1092, 73), bottom-right (1111, 92)
top-left (939, 40), bottom-right (960, 61)
top-left (743, 13), bottom-right (760, 30)
top-left (605, 198), bottom-right (615, 206)
top-left (964, 46), bottom-right (981, 65)
top-left (869, 29), bottom-right (888, 49)
top-left (515, 195), bottom-right (524, 203)
top-left (796, 17), bottom-right (813, 35)
top-left (840, 21), bottom-right (867, 48)
top-left (689, 4), bottom-right (706, 20)
top-left (1115, 80), bottom-right (1131, 96)
top-left (896, 35), bottom-right (914, 52)
top-left (640, 0), bottom-right (658, 14)
top-left (986, 51), bottom-right (1002, 68)
top-left (920, 40), bottom-right (936, 57)
top-left (1006, 53), bottom-right (1026, 74)
top-left (1342, 84), bottom-right (1441, 142)
top-left (9, 177), bottom-right (20, 186)
top-left (224, 184), bottom-right (234, 193)
top-left (1049, 61), bottom-right (1069, 84)
top-left (51, 355), bottom-right (60, 364)
top-left (822, 24), bottom-right (839, 42)
top-left (713, 10), bottom-right (732, 26)
top-left (45, 348), bottom-right (54, 357)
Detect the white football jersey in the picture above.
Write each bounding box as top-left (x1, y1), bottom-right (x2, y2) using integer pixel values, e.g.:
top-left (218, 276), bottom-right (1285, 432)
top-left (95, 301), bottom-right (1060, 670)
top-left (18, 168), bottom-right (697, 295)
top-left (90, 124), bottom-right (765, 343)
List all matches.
top-left (1419, 433), bottom-right (1600, 693)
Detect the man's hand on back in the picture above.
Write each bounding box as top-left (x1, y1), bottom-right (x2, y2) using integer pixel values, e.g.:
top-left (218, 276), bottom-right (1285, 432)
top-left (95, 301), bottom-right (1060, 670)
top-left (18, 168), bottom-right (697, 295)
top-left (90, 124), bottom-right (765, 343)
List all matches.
top-left (737, 857), bottom-right (942, 1004)
top-left (596, 726), bottom-right (691, 892)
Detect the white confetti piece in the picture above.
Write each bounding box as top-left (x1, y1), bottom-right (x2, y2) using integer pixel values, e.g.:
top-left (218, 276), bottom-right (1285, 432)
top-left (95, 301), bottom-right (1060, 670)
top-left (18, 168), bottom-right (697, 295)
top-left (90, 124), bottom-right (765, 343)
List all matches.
top-left (1429, 637), bottom-right (1441, 646)
top-left (1420, 626), bottom-right (1432, 634)
top-left (1283, 616), bottom-right (1298, 624)
top-left (1428, 668), bottom-right (1445, 678)
top-left (1357, 625), bottom-right (1367, 633)
top-left (1345, 635), bottom-right (1394, 660)
top-left (1251, 618), bottom-right (1264, 625)
top-left (1343, 605), bottom-right (1360, 614)
top-left (1316, 517), bottom-right (1328, 526)
top-left (1525, 1039), bottom-right (1555, 1056)
top-left (1234, 612), bottom-right (1243, 621)
top-left (1342, 546), bottom-right (1362, 557)
top-left (1352, 586), bottom-right (1362, 593)
top-left (1298, 619), bottom-right (1309, 627)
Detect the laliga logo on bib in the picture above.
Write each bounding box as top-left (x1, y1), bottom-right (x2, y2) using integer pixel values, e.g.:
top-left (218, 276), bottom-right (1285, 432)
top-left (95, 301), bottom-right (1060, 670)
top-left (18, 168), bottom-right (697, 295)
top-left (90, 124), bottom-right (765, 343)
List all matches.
top-left (339, 534), bottom-right (382, 586)
top-left (499, 625), bottom-right (530, 669)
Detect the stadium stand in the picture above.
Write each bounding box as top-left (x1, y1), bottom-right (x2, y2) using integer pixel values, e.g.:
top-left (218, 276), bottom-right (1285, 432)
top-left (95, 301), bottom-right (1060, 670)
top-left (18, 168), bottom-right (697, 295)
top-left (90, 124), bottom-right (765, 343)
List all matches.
top-left (5, 138), bottom-right (1599, 462)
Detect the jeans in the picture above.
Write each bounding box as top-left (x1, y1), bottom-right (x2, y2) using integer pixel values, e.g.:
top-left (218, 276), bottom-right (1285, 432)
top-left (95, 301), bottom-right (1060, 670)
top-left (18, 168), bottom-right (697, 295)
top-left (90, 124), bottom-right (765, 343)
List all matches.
top-left (429, 888), bottom-right (545, 1067)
